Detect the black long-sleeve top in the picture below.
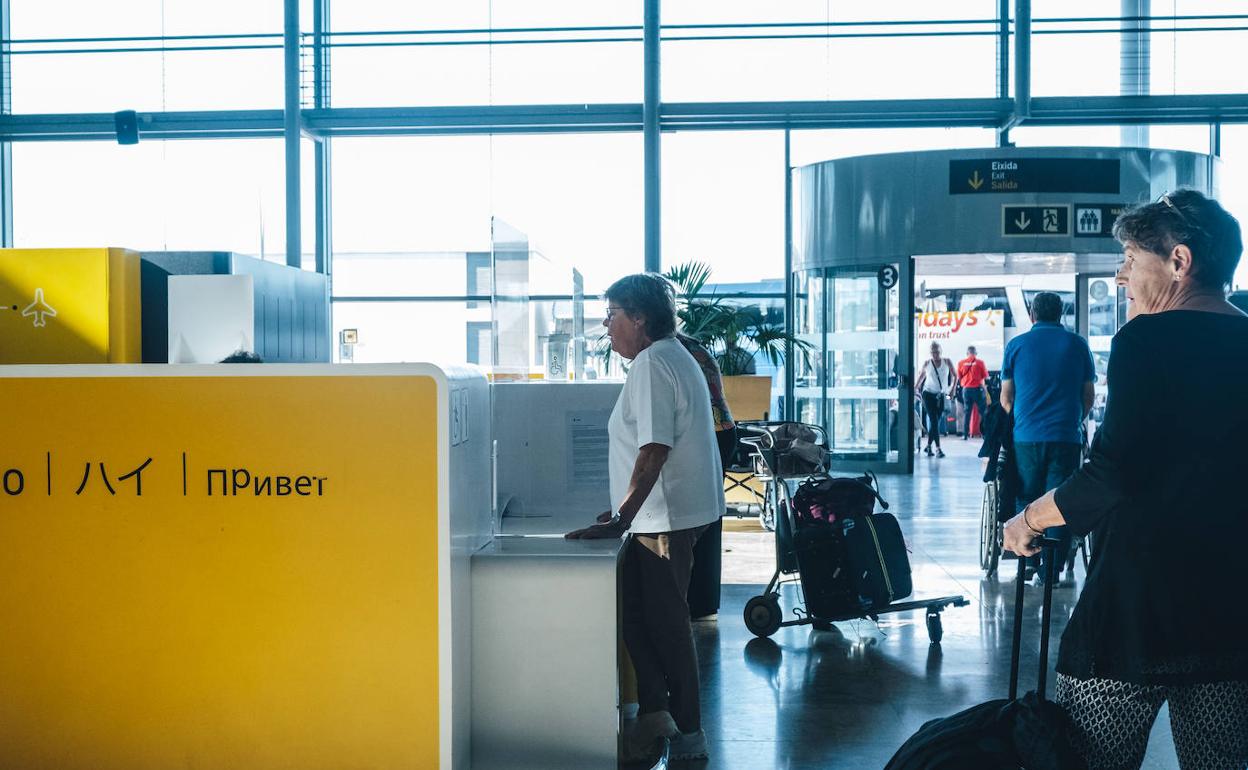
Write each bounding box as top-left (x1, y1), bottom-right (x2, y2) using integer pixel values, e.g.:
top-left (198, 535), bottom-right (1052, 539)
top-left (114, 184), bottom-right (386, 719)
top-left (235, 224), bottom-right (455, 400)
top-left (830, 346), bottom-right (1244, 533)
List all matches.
top-left (1053, 310), bottom-right (1248, 685)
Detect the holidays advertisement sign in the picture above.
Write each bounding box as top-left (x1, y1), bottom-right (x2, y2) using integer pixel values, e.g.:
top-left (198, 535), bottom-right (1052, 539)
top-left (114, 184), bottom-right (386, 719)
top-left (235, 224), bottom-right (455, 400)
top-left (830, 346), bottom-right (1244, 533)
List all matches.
top-left (915, 309), bottom-right (1006, 371)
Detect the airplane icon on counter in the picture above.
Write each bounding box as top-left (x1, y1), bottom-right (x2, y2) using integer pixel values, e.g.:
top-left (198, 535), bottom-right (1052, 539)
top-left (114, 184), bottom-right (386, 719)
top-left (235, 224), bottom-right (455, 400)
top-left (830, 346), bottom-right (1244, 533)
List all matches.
top-left (21, 288), bottom-right (57, 327)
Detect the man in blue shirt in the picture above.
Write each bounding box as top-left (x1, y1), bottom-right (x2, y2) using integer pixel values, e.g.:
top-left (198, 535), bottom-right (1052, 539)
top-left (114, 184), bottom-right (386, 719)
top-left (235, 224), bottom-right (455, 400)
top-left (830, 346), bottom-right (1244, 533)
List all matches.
top-left (1000, 291), bottom-right (1095, 586)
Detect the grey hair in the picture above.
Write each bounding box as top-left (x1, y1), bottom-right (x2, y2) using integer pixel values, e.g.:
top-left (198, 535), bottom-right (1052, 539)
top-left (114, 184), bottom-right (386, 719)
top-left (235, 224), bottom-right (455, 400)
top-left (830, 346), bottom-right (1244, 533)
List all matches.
top-left (603, 273), bottom-right (678, 340)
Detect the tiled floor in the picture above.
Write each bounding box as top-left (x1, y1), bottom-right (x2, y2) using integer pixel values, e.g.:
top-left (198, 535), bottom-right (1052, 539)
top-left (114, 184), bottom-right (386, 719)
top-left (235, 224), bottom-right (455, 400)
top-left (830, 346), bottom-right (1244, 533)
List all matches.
top-left (665, 437), bottom-right (1180, 769)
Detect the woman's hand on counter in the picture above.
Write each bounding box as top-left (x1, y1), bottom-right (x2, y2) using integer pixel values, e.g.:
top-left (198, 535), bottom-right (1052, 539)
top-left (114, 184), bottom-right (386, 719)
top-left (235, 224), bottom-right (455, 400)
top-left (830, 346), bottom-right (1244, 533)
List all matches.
top-left (566, 513), bottom-right (628, 540)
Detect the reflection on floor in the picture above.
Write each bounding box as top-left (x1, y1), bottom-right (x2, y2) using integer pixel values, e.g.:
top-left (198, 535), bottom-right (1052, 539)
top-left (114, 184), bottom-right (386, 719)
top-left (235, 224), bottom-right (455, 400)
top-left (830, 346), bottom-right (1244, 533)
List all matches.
top-left (668, 438), bottom-right (1180, 769)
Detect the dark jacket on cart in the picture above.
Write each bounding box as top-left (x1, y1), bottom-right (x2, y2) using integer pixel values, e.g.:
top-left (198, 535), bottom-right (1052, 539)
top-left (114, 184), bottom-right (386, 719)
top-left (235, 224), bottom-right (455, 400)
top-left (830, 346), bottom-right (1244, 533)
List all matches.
top-left (978, 403), bottom-right (1021, 520)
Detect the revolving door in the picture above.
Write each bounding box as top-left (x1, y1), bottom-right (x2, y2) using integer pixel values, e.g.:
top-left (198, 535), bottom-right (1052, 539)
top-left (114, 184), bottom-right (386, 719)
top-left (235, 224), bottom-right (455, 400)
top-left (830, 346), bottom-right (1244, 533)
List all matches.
top-left (794, 263), bottom-right (913, 473)
top-left (791, 146), bottom-right (1216, 473)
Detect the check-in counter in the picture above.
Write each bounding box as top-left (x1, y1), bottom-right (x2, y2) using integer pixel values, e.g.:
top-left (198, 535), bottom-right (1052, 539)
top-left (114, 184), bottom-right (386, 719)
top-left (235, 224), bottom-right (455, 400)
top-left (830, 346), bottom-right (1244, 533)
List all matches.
top-left (473, 381), bottom-right (627, 768)
top-left (471, 533), bottom-right (624, 770)
top-left (0, 363), bottom-right (489, 770)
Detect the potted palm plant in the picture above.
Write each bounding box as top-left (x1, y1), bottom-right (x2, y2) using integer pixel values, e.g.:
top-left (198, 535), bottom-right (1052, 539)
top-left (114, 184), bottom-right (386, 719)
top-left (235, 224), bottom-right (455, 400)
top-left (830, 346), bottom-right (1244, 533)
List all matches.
top-left (662, 261), bottom-right (810, 421)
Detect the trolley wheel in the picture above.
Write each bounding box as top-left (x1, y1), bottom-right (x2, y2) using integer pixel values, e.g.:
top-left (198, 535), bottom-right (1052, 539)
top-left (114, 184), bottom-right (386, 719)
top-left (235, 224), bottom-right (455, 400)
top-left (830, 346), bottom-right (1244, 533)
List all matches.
top-left (744, 594), bottom-right (782, 638)
top-left (979, 481), bottom-right (1001, 575)
top-left (928, 611), bottom-right (943, 643)
top-left (926, 610), bottom-right (943, 644)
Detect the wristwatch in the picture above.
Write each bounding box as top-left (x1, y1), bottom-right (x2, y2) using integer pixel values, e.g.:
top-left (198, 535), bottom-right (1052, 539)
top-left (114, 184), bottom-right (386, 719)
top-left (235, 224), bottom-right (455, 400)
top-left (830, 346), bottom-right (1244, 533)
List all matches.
top-left (608, 513), bottom-right (628, 530)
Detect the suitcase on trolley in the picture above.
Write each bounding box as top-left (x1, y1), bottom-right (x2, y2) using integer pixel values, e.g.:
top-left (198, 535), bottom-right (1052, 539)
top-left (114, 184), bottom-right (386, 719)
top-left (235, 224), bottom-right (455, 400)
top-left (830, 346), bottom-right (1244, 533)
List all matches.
top-left (793, 524), bottom-right (863, 618)
top-left (841, 512), bottom-right (913, 608)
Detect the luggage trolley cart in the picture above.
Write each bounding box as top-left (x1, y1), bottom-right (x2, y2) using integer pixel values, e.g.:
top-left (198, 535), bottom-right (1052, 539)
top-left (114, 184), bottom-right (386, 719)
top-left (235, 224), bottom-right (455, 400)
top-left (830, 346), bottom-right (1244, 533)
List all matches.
top-left (739, 422), bottom-right (968, 644)
top-left (736, 420), bottom-right (828, 532)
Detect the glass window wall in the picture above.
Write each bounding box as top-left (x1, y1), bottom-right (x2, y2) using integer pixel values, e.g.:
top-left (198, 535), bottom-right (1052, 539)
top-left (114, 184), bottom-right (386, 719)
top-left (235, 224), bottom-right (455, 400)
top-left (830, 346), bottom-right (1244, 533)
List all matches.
top-left (12, 139), bottom-right (293, 258)
top-left (8, 0), bottom-right (284, 112)
top-left (330, 1), bottom-right (640, 107)
top-left (661, 1), bottom-right (998, 102)
top-left (1031, 0), bottom-right (1248, 97)
top-left (662, 131), bottom-right (784, 285)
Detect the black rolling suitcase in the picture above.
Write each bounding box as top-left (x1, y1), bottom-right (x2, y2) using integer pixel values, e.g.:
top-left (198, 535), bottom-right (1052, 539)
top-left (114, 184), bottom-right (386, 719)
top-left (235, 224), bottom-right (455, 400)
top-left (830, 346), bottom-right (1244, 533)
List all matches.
top-left (793, 524), bottom-right (862, 618)
top-left (841, 512), bottom-right (913, 608)
top-left (885, 540), bottom-right (1085, 770)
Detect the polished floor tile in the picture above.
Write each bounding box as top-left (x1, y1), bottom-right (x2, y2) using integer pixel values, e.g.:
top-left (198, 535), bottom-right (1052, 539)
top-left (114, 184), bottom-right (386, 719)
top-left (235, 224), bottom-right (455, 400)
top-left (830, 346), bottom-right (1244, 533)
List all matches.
top-left (675, 438), bottom-right (1180, 770)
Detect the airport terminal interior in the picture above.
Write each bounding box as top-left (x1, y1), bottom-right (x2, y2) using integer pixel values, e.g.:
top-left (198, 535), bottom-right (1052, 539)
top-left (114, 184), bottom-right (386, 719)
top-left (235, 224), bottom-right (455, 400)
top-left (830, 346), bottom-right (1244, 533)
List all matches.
top-left (2, 2), bottom-right (1248, 769)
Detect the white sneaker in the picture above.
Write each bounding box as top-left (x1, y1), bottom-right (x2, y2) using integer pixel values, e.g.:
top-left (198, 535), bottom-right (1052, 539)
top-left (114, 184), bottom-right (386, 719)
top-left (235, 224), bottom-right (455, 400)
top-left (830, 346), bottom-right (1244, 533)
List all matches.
top-left (670, 729), bottom-right (709, 760)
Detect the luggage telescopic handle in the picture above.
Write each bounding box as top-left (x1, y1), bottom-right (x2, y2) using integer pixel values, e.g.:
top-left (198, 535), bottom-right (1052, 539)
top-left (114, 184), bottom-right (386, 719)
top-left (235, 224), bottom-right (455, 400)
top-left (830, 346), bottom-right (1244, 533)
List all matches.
top-left (1009, 537), bottom-right (1062, 702)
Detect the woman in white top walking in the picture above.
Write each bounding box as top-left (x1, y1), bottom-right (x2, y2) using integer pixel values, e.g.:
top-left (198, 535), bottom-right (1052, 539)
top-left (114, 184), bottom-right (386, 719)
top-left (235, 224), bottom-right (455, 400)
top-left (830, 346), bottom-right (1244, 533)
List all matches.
top-left (914, 341), bottom-right (956, 457)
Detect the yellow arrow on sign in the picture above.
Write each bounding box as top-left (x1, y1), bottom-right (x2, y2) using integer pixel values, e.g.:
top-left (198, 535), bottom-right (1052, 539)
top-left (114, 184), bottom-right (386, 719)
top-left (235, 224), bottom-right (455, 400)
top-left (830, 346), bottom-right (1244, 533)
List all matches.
top-left (968, 170), bottom-right (984, 190)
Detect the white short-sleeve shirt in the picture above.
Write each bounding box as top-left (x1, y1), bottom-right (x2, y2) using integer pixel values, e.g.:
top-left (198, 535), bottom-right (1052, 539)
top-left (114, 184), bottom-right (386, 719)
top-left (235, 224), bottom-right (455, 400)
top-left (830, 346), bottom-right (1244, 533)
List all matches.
top-left (609, 336), bottom-right (725, 534)
top-left (921, 359), bottom-right (954, 395)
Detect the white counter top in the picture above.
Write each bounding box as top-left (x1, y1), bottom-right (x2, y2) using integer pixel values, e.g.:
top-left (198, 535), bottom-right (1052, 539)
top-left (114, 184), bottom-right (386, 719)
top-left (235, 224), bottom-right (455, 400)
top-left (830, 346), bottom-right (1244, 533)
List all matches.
top-left (478, 533), bottom-right (624, 559)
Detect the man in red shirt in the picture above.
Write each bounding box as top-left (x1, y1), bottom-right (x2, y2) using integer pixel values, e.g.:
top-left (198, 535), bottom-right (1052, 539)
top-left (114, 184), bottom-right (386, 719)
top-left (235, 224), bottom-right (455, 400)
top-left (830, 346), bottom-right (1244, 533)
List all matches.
top-left (957, 345), bottom-right (990, 439)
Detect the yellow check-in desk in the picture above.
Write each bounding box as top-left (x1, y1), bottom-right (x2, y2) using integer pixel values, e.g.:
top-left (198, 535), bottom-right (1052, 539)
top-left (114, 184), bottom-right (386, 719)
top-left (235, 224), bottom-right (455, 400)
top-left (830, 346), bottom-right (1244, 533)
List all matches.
top-left (0, 248), bottom-right (142, 363)
top-left (0, 364), bottom-right (490, 770)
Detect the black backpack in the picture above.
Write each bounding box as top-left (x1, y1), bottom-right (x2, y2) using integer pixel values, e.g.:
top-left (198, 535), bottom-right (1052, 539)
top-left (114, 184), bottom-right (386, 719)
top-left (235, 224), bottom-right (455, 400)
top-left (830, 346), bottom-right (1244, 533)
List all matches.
top-left (790, 472), bottom-right (888, 527)
top-left (885, 542), bottom-right (1086, 770)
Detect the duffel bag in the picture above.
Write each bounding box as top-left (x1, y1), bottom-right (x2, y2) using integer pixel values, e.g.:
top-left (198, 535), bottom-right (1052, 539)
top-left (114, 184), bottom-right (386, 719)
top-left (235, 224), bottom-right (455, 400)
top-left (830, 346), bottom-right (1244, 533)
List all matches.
top-left (791, 471), bottom-right (888, 527)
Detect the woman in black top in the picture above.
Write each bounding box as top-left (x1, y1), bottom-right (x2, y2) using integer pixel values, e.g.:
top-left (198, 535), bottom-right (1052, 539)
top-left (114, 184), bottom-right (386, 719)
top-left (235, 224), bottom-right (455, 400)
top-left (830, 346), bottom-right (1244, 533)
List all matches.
top-left (1003, 189), bottom-right (1248, 770)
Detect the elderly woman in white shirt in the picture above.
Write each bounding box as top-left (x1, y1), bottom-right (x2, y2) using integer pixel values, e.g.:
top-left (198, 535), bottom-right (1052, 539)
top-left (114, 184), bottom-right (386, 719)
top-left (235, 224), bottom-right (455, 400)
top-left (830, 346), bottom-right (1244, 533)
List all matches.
top-left (566, 273), bottom-right (724, 763)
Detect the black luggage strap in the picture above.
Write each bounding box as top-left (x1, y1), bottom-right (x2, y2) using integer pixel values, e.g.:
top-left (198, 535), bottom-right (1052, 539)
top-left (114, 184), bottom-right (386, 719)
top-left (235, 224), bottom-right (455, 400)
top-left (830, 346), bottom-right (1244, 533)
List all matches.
top-left (1009, 536), bottom-right (1061, 702)
top-left (862, 470), bottom-right (890, 511)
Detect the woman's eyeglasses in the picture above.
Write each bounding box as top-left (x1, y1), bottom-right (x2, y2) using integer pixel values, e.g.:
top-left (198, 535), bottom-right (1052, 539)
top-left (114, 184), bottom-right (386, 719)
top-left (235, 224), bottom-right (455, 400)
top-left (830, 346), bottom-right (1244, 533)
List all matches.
top-left (605, 306), bottom-right (630, 322)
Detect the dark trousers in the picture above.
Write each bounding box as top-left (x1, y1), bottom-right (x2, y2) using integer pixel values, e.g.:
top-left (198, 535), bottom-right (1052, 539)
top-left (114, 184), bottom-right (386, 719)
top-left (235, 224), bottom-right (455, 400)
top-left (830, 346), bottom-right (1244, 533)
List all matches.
top-left (1015, 441), bottom-right (1081, 577)
top-left (622, 525), bottom-right (708, 733)
top-left (921, 392), bottom-right (946, 446)
top-left (961, 387), bottom-right (988, 436)
top-left (688, 427), bottom-right (736, 618)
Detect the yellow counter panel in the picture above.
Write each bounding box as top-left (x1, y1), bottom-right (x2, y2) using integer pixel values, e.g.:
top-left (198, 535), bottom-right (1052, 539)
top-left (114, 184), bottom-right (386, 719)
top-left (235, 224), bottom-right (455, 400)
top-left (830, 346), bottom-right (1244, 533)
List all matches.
top-left (0, 365), bottom-right (487, 769)
top-left (0, 247), bottom-right (141, 363)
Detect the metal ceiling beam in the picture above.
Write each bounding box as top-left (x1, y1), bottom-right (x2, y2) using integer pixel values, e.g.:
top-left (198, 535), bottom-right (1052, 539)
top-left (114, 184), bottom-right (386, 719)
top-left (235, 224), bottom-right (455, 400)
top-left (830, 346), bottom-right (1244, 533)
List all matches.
top-left (283, 0), bottom-right (301, 268)
top-left (312, 0), bottom-right (332, 277)
top-left (643, 0), bottom-right (660, 273)
top-left (0, 0), bottom-right (12, 246)
top-left (660, 98), bottom-right (1012, 129)
top-left (304, 104), bottom-right (645, 135)
top-left (1002, 0), bottom-right (1031, 132)
top-left (0, 110), bottom-right (285, 140)
top-left (2, 95), bottom-right (1248, 142)
top-left (1027, 94), bottom-right (1248, 124)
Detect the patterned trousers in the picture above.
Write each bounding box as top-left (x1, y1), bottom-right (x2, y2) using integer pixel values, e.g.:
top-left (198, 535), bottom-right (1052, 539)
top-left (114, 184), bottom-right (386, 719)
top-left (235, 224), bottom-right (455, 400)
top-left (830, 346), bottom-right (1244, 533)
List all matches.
top-left (1056, 673), bottom-right (1248, 769)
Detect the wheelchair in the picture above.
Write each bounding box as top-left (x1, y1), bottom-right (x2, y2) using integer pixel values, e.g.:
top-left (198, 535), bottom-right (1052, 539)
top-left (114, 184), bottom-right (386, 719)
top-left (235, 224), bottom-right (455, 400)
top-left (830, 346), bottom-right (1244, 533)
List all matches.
top-left (980, 430), bottom-right (1094, 577)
